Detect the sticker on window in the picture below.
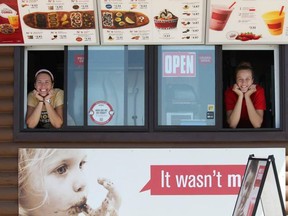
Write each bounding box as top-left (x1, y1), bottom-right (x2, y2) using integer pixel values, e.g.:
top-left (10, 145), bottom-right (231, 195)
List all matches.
top-left (89, 101), bottom-right (114, 125)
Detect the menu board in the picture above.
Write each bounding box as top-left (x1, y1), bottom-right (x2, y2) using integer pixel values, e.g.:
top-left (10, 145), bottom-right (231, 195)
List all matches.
top-left (0, 0), bottom-right (99, 45)
top-left (98, 0), bottom-right (206, 44)
top-left (206, 0), bottom-right (288, 44)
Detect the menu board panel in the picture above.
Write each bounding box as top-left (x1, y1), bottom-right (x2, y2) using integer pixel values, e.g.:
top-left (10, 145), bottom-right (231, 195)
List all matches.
top-left (98, 0), bottom-right (206, 44)
top-left (0, 0), bottom-right (99, 45)
top-left (206, 0), bottom-right (288, 44)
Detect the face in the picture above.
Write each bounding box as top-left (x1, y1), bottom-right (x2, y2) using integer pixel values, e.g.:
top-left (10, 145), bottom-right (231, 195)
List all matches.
top-left (34, 73), bottom-right (53, 97)
top-left (21, 150), bottom-right (88, 216)
top-left (236, 69), bottom-right (254, 93)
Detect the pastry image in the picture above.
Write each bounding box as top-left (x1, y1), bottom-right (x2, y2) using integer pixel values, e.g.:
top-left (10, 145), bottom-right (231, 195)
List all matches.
top-left (0, 24), bottom-right (15, 34)
top-left (23, 11), bottom-right (95, 29)
top-left (101, 10), bottom-right (149, 29)
top-left (154, 9), bottom-right (178, 29)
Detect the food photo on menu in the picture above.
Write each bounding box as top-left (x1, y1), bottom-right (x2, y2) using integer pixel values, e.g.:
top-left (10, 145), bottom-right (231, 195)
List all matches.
top-left (101, 10), bottom-right (149, 29)
top-left (0, 2), bottom-right (24, 44)
top-left (98, 0), bottom-right (205, 44)
top-left (0, 0), bottom-right (99, 45)
top-left (207, 0), bottom-right (288, 44)
top-left (22, 10), bottom-right (95, 29)
top-left (154, 9), bottom-right (179, 30)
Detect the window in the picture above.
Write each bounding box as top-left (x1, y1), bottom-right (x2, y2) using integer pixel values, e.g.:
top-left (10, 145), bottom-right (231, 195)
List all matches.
top-left (66, 46), bottom-right (146, 127)
top-left (14, 45), bottom-right (288, 142)
top-left (222, 45), bottom-right (280, 129)
top-left (24, 46), bottom-right (64, 129)
top-left (157, 45), bottom-right (216, 126)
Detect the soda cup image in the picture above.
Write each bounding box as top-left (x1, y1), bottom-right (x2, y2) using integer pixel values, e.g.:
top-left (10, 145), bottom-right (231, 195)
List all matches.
top-left (8, 15), bottom-right (19, 29)
top-left (262, 11), bottom-right (285, 35)
top-left (209, 4), bottom-right (234, 31)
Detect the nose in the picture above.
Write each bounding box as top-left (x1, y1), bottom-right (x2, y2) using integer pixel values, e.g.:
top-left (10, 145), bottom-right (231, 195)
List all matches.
top-left (72, 172), bottom-right (86, 193)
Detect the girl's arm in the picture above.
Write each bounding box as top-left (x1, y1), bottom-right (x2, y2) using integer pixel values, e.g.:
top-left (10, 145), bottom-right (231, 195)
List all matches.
top-left (245, 85), bottom-right (264, 128)
top-left (26, 103), bottom-right (44, 128)
top-left (226, 95), bottom-right (243, 128)
top-left (45, 103), bottom-right (63, 128)
top-left (226, 84), bottom-right (244, 128)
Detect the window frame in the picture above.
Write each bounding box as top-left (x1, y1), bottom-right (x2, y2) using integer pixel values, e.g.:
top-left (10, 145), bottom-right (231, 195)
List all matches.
top-left (82, 45), bottom-right (149, 130)
top-left (13, 45), bottom-right (288, 143)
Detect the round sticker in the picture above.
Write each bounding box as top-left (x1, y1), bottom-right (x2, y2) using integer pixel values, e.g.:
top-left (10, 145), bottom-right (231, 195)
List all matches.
top-left (89, 101), bottom-right (114, 125)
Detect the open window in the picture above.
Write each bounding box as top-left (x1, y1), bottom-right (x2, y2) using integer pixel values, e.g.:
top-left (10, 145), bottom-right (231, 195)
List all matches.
top-left (24, 46), bottom-right (65, 129)
top-left (22, 45), bottom-right (146, 130)
top-left (222, 45), bottom-right (280, 129)
top-left (14, 44), bottom-right (288, 142)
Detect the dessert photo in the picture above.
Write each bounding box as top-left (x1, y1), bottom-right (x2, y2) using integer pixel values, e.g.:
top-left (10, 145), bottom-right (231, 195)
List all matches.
top-left (0, 23), bottom-right (15, 34)
top-left (154, 9), bottom-right (178, 29)
top-left (101, 10), bottom-right (149, 29)
top-left (23, 11), bottom-right (95, 29)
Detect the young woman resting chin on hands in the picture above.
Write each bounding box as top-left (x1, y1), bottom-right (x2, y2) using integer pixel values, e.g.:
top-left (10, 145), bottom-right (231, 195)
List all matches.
top-left (26, 69), bottom-right (64, 129)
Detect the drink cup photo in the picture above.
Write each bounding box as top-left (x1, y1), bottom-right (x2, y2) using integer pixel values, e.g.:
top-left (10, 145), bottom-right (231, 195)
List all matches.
top-left (210, 4), bottom-right (234, 31)
top-left (8, 15), bottom-right (19, 29)
top-left (262, 11), bottom-right (285, 35)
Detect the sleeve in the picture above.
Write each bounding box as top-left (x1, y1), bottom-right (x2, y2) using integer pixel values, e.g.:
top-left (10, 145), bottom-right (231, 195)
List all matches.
top-left (54, 89), bottom-right (64, 108)
top-left (254, 87), bottom-right (266, 110)
top-left (27, 92), bottom-right (38, 107)
top-left (224, 88), bottom-right (236, 111)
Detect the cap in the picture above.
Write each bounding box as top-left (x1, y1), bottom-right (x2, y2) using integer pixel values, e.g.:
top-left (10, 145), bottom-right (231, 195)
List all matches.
top-left (35, 69), bottom-right (54, 81)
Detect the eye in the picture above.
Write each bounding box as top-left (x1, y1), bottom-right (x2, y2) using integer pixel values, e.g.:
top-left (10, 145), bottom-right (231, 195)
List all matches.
top-left (79, 160), bottom-right (87, 170)
top-left (55, 164), bottom-right (68, 175)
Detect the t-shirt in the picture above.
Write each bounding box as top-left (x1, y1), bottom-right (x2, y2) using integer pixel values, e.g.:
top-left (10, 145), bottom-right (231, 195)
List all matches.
top-left (224, 85), bottom-right (266, 128)
top-left (27, 88), bottom-right (64, 128)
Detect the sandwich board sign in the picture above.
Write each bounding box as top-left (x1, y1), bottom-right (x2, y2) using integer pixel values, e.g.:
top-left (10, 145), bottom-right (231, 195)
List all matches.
top-left (232, 155), bottom-right (285, 216)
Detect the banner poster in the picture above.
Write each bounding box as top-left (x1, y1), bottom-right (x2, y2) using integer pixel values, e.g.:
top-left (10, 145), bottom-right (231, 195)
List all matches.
top-left (98, 0), bottom-right (206, 44)
top-left (18, 148), bottom-right (285, 216)
top-left (0, 0), bottom-right (99, 45)
top-left (206, 0), bottom-right (288, 44)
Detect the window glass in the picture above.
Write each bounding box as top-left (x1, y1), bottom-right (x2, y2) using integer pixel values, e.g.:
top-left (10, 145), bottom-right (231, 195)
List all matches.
top-left (158, 45), bottom-right (216, 126)
top-left (87, 46), bottom-right (145, 126)
top-left (67, 46), bottom-right (85, 126)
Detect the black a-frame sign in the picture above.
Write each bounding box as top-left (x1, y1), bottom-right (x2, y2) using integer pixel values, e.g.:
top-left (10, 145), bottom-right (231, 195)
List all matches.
top-left (232, 155), bottom-right (286, 216)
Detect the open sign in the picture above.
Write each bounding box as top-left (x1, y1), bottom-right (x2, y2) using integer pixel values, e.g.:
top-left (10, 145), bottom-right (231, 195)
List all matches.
top-left (163, 52), bottom-right (196, 77)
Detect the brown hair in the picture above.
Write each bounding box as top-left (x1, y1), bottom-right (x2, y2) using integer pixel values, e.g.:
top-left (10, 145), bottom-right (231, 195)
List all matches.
top-left (235, 61), bottom-right (254, 79)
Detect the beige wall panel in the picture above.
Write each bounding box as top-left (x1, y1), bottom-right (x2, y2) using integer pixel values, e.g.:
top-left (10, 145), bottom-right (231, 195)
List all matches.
top-left (0, 143), bottom-right (17, 157)
top-left (0, 71), bottom-right (14, 84)
top-left (0, 58), bottom-right (14, 69)
top-left (0, 187), bottom-right (17, 201)
top-left (0, 129), bottom-right (13, 142)
top-left (0, 85), bottom-right (13, 98)
top-left (0, 158), bottom-right (17, 172)
top-left (0, 47), bottom-right (14, 55)
top-left (0, 114), bottom-right (13, 127)
top-left (0, 201), bottom-right (18, 215)
top-left (0, 99), bottom-right (13, 113)
top-left (0, 172), bottom-right (17, 186)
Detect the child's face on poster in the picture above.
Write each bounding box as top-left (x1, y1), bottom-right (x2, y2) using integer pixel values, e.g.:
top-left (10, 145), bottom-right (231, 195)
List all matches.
top-left (236, 164), bottom-right (257, 215)
top-left (22, 150), bottom-right (88, 215)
